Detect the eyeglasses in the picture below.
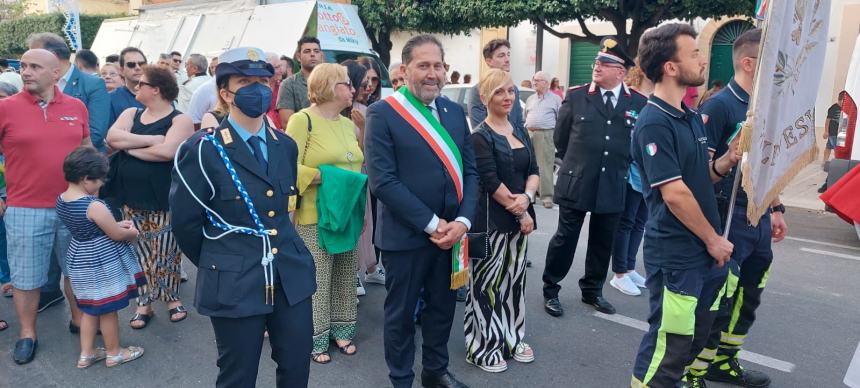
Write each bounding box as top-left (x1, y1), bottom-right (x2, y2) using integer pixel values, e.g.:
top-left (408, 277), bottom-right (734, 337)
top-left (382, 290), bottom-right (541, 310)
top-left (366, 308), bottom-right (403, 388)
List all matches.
top-left (591, 61), bottom-right (624, 70)
top-left (125, 61), bottom-right (146, 69)
top-left (335, 81), bottom-right (353, 89)
top-left (172, 58), bottom-right (182, 63)
top-left (137, 80), bottom-right (155, 88)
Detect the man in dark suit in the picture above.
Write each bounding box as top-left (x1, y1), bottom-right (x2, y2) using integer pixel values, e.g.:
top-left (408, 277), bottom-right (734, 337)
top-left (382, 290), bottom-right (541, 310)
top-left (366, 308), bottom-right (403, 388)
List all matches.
top-left (365, 34), bottom-right (478, 388)
top-left (542, 37), bottom-right (648, 317)
top-left (170, 47), bottom-right (315, 388)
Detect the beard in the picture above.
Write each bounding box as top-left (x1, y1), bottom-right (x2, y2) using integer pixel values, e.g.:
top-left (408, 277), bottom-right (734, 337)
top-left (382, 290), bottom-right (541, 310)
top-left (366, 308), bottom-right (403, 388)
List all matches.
top-left (678, 66), bottom-right (706, 87)
top-left (410, 78), bottom-right (442, 103)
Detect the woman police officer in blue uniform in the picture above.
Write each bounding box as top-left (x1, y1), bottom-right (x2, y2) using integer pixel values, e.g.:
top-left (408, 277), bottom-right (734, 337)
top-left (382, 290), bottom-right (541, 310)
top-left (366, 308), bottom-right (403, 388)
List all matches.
top-left (170, 47), bottom-right (316, 388)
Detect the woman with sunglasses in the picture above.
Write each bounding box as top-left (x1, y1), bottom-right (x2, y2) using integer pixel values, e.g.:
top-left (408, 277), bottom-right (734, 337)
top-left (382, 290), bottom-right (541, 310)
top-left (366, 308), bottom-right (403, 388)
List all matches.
top-left (104, 65), bottom-right (194, 329)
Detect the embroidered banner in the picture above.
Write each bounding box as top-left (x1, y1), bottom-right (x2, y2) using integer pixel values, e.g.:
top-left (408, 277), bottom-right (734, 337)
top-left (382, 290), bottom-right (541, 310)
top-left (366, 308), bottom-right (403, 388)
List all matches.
top-left (741, 0), bottom-right (831, 225)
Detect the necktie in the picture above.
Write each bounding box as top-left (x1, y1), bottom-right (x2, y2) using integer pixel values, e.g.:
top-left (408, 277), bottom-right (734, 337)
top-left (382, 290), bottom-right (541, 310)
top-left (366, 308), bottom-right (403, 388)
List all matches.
top-left (247, 136), bottom-right (268, 172)
top-left (604, 90), bottom-right (615, 114)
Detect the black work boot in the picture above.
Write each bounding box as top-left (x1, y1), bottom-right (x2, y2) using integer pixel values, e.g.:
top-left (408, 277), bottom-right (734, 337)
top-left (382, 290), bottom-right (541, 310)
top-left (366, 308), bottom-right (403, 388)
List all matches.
top-left (681, 372), bottom-right (708, 388)
top-left (705, 358), bottom-right (771, 387)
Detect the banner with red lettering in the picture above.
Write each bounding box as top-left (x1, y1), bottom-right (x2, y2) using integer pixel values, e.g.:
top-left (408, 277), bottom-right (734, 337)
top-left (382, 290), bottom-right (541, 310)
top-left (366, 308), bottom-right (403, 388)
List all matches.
top-left (741, 0), bottom-right (831, 224)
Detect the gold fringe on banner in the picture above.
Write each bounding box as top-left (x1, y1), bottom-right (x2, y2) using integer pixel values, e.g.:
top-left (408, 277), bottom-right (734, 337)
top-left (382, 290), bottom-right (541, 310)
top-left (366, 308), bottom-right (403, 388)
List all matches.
top-left (450, 268), bottom-right (469, 290)
top-left (742, 138), bottom-right (818, 227)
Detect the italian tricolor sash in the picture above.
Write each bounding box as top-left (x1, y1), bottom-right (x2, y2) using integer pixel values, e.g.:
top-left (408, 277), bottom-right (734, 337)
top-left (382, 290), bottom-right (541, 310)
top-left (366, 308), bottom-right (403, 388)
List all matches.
top-left (385, 87), bottom-right (469, 289)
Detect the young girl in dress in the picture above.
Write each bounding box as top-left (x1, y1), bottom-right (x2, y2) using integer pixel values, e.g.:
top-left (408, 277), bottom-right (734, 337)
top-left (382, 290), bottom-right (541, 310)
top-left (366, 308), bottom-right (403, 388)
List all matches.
top-left (57, 147), bottom-right (146, 368)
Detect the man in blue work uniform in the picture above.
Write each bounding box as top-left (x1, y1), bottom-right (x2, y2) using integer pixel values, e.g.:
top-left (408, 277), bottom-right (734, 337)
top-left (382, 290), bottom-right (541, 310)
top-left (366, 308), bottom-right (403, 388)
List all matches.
top-left (170, 47), bottom-right (315, 388)
top-left (629, 23), bottom-right (741, 388)
top-left (686, 28), bottom-right (786, 388)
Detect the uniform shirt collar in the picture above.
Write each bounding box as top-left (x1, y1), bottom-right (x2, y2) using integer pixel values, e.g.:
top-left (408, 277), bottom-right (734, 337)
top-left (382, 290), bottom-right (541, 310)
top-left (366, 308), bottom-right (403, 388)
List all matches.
top-left (726, 78), bottom-right (749, 104)
top-left (599, 83), bottom-right (623, 99)
top-left (227, 116), bottom-right (267, 144)
top-left (646, 94), bottom-right (694, 120)
top-left (61, 65), bottom-right (75, 83)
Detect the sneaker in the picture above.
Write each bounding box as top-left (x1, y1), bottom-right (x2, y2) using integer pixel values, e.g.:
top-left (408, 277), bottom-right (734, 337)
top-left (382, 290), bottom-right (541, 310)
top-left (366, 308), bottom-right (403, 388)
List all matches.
top-left (609, 274), bottom-right (641, 296)
top-left (705, 358), bottom-right (771, 387)
top-left (627, 271), bottom-right (647, 288)
top-left (682, 372), bottom-right (708, 388)
top-left (37, 291), bottom-right (65, 313)
top-left (356, 276), bottom-right (366, 296)
top-left (364, 268), bottom-right (386, 285)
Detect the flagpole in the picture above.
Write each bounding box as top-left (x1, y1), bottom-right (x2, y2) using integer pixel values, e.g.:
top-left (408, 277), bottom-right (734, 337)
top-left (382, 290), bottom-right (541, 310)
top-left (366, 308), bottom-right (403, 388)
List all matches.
top-left (722, 158), bottom-right (743, 238)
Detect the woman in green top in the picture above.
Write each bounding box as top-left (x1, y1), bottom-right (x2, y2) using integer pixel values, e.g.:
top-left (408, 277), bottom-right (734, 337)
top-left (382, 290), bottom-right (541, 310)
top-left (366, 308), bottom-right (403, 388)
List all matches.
top-left (286, 63), bottom-right (364, 364)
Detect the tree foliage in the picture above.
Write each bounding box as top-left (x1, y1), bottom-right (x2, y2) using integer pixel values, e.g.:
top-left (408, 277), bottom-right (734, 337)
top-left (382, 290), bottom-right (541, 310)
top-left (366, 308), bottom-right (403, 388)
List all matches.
top-left (0, 13), bottom-right (120, 57)
top-left (354, 0), bottom-right (755, 67)
top-left (0, 0), bottom-right (26, 24)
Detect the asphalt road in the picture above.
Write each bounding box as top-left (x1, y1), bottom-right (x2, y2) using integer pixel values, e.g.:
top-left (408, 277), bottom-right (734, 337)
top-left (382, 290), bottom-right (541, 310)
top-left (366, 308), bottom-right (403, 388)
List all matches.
top-left (1, 206), bottom-right (858, 388)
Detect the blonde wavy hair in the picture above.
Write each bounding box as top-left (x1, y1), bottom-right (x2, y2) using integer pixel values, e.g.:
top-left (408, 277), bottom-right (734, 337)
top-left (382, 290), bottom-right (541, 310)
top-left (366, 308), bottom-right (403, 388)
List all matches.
top-left (478, 69), bottom-right (513, 104)
top-left (307, 63), bottom-right (348, 105)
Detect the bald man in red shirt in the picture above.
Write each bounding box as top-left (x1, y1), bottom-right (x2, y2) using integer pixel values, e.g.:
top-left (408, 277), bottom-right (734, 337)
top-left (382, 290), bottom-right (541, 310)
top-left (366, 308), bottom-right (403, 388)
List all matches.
top-left (0, 49), bottom-right (92, 365)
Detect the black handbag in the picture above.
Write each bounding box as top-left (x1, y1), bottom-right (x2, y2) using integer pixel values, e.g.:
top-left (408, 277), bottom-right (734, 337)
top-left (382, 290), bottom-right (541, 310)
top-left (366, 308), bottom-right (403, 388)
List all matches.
top-left (466, 193), bottom-right (490, 260)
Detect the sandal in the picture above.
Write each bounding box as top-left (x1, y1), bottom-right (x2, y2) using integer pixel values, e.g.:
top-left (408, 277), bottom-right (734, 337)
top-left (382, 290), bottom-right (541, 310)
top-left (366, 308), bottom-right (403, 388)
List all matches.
top-left (512, 342), bottom-right (535, 363)
top-left (106, 346), bottom-right (144, 367)
top-left (1, 283), bottom-right (12, 298)
top-left (336, 341), bottom-right (357, 356)
top-left (77, 347), bottom-right (107, 369)
top-left (168, 305), bottom-right (188, 323)
top-left (0, 320), bottom-right (7, 331)
top-left (129, 311), bottom-right (154, 330)
top-left (311, 351), bottom-right (331, 364)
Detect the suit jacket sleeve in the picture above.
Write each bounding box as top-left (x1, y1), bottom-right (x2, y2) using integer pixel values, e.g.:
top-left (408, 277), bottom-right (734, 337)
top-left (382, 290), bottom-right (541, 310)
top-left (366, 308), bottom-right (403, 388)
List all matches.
top-left (554, 94), bottom-right (573, 159)
top-left (169, 135), bottom-right (211, 264)
top-left (468, 85), bottom-right (487, 128)
top-left (456, 110), bottom-right (479, 224)
top-left (365, 103), bottom-right (438, 233)
top-left (86, 77), bottom-right (110, 152)
top-left (470, 133), bottom-right (501, 194)
top-left (510, 87), bottom-right (525, 127)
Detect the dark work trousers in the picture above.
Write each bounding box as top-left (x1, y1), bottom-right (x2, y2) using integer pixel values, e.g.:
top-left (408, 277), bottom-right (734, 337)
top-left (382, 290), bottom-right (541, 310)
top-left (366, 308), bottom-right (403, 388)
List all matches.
top-left (631, 262), bottom-right (728, 387)
top-left (209, 286), bottom-right (313, 388)
top-left (542, 205), bottom-right (621, 300)
top-left (382, 246), bottom-right (457, 388)
top-left (611, 184), bottom-right (648, 274)
top-left (689, 207), bottom-right (774, 375)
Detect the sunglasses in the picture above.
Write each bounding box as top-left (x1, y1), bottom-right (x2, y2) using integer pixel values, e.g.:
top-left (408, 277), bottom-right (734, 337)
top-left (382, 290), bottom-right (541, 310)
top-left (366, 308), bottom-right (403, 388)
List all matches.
top-left (137, 80), bottom-right (155, 88)
top-left (172, 58), bottom-right (182, 63)
top-left (125, 61), bottom-right (146, 69)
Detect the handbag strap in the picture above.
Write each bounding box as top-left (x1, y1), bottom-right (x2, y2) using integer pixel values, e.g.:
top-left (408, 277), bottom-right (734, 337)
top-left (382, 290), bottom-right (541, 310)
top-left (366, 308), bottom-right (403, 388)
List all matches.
top-left (300, 111), bottom-right (313, 166)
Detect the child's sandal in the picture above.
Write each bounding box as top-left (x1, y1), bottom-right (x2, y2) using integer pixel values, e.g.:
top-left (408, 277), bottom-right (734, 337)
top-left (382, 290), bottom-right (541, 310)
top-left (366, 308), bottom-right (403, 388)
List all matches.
top-left (77, 347), bottom-right (107, 369)
top-left (105, 346), bottom-right (144, 367)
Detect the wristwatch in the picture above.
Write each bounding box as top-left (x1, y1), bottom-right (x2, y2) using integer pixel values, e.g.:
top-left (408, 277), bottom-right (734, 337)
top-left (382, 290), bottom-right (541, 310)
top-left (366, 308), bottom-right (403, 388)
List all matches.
top-left (771, 204), bottom-right (786, 214)
top-left (525, 192), bottom-right (536, 204)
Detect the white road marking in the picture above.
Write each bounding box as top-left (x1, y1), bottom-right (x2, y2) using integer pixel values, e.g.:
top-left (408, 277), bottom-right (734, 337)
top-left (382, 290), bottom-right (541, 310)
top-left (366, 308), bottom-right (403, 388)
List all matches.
top-left (785, 236), bottom-right (860, 251)
top-left (593, 312), bottom-right (796, 373)
top-left (800, 247), bottom-right (860, 262)
top-left (845, 342), bottom-right (860, 388)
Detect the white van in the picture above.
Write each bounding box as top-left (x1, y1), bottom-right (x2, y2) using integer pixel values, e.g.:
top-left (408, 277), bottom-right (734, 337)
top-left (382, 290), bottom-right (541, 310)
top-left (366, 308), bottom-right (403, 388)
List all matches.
top-left (90, 0), bottom-right (392, 95)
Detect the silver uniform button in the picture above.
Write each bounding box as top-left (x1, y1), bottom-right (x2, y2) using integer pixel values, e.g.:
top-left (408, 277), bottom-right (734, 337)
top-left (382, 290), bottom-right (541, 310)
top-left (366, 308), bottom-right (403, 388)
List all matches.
top-left (211, 265), bottom-right (216, 270)
top-left (606, 120), bottom-right (611, 125)
top-left (601, 167), bottom-right (606, 172)
top-left (604, 151), bottom-right (608, 155)
top-left (605, 136), bottom-right (610, 140)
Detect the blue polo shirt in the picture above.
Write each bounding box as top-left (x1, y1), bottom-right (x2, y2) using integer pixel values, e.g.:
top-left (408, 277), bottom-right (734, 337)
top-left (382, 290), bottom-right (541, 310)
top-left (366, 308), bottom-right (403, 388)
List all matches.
top-left (108, 85), bottom-right (144, 127)
top-left (701, 79), bottom-right (749, 209)
top-left (631, 95), bottom-right (721, 269)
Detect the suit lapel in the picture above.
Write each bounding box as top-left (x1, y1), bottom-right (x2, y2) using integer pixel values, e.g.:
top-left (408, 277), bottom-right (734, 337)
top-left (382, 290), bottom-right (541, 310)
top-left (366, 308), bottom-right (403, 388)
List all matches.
top-left (64, 66), bottom-right (80, 95)
top-left (264, 125), bottom-right (283, 180)
top-left (586, 85), bottom-right (609, 119)
top-left (611, 92), bottom-right (632, 120)
top-left (219, 120), bottom-right (272, 185)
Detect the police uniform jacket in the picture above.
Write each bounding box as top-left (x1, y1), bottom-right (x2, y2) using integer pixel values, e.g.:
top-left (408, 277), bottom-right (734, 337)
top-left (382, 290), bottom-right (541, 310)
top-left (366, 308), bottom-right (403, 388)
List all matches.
top-left (554, 82), bottom-right (647, 213)
top-left (169, 119), bottom-right (316, 319)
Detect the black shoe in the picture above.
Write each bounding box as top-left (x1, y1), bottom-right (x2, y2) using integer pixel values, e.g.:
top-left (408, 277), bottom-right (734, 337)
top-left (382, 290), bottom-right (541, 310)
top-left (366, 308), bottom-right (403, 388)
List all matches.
top-left (421, 370), bottom-right (468, 388)
top-left (817, 182), bottom-right (828, 193)
top-left (581, 296), bottom-right (616, 314)
top-left (705, 358), bottom-right (771, 387)
top-left (69, 321), bottom-right (102, 336)
top-left (12, 338), bottom-right (38, 365)
top-left (37, 291), bottom-right (65, 313)
top-left (682, 372), bottom-right (708, 388)
top-left (544, 297), bottom-right (564, 317)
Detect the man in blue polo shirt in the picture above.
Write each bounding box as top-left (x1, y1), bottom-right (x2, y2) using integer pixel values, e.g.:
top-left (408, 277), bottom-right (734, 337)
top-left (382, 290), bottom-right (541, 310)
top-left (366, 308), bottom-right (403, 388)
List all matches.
top-left (108, 47), bottom-right (147, 128)
top-left (685, 28), bottom-right (786, 388)
top-left (629, 23), bottom-right (741, 388)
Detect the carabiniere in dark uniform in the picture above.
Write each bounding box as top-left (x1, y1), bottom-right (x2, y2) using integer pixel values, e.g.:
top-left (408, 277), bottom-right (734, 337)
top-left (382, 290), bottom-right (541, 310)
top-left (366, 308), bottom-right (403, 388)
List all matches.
top-left (542, 37), bottom-right (647, 317)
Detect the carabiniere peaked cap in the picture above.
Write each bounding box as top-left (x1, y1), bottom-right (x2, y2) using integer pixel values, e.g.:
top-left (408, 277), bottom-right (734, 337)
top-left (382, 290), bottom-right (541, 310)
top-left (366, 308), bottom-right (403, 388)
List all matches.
top-left (215, 47), bottom-right (275, 84)
top-left (595, 37), bottom-right (636, 69)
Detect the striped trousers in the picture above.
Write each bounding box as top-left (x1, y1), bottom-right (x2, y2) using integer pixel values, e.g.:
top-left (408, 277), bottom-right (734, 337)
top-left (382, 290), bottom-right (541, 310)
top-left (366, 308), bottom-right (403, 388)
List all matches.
top-left (464, 230), bottom-right (528, 367)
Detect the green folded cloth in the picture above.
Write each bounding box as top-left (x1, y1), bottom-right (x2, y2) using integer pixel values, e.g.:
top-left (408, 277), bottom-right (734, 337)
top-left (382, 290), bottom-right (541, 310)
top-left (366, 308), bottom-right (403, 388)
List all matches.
top-left (316, 165), bottom-right (367, 255)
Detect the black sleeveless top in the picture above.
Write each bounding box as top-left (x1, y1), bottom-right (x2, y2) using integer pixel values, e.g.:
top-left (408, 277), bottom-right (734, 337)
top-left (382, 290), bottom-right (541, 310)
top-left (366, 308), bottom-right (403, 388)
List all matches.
top-left (112, 109), bottom-right (181, 211)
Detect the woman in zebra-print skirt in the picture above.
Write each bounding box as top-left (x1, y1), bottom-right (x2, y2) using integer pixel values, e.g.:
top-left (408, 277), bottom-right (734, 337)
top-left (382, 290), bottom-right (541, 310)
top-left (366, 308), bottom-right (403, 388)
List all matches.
top-left (464, 69), bottom-right (540, 373)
